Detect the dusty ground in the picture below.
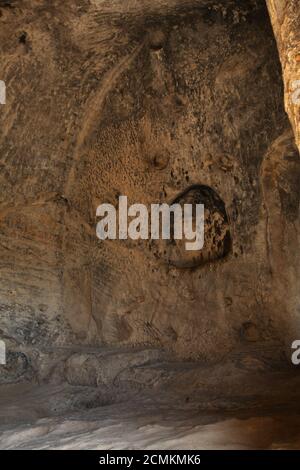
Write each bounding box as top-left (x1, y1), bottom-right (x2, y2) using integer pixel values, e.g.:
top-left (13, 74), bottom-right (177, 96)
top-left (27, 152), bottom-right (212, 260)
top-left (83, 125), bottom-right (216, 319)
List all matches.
top-left (2, 391), bottom-right (300, 450)
top-left (1, 344), bottom-right (300, 450)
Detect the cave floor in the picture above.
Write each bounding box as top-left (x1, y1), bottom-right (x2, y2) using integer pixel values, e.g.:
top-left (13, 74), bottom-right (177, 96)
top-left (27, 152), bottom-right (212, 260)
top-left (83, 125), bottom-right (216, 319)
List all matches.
top-left (1, 345), bottom-right (300, 449)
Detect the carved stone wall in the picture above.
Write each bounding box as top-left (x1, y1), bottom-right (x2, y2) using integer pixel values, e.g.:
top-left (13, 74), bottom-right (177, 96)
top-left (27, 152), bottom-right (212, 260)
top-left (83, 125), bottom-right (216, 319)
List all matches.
top-left (0, 1), bottom-right (299, 377)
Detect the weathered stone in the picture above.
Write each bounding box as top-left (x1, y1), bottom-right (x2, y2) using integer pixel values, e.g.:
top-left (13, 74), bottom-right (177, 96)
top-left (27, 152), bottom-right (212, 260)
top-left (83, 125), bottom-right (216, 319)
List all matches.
top-left (0, 0), bottom-right (294, 363)
top-left (1, 0), bottom-right (300, 450)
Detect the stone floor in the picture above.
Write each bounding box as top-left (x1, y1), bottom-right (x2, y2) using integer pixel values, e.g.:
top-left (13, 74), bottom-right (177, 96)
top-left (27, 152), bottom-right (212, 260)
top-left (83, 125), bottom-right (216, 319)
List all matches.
top-left (1, 344), bottom-right (300, 449)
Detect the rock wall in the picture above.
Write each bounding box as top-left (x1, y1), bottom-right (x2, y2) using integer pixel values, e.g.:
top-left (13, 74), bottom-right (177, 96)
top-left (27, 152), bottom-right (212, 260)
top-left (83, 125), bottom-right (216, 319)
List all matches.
top-left (267, 0), bottom-right (300, 147)
top-left (0, 0), bottom-right (299, 377)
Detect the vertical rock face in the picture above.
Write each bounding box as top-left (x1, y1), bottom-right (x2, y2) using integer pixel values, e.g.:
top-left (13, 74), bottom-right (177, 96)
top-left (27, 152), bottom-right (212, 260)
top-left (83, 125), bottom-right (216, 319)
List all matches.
top-left (0, 0), bottom-right (299, 375)
top-left (267, 0), bottom-right (300, 147)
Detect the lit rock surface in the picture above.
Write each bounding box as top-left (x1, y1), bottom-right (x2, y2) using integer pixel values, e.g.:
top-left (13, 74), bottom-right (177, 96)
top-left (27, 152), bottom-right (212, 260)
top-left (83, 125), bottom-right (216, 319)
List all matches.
top-left (267, 0), bottom-right (300, 147)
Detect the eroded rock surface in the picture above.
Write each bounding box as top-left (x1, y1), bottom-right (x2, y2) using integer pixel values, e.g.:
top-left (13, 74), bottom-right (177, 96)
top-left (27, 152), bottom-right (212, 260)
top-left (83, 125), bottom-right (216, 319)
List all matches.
top-left (1, 0), bottom-right (300, 451)
top-left (1, 0), bottom-right (298, 373)
top-left (267, 0), bottom-right (300, 147)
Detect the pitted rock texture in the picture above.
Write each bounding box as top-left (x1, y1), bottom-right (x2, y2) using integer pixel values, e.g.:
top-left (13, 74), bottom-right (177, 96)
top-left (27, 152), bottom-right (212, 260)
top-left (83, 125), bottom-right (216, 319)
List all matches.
top-left (0, 0), bottom-right (300, 380)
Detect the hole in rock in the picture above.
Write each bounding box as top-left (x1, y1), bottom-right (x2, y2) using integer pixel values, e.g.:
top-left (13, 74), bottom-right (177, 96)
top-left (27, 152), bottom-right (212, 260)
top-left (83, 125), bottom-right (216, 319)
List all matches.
top-left (165, 184), bottom-right (231, 269)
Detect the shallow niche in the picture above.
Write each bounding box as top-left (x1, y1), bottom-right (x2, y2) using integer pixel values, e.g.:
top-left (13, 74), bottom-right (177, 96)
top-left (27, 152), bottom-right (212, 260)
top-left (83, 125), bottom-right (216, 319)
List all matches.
top-left (162, 185), bottom-right (231, 269)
